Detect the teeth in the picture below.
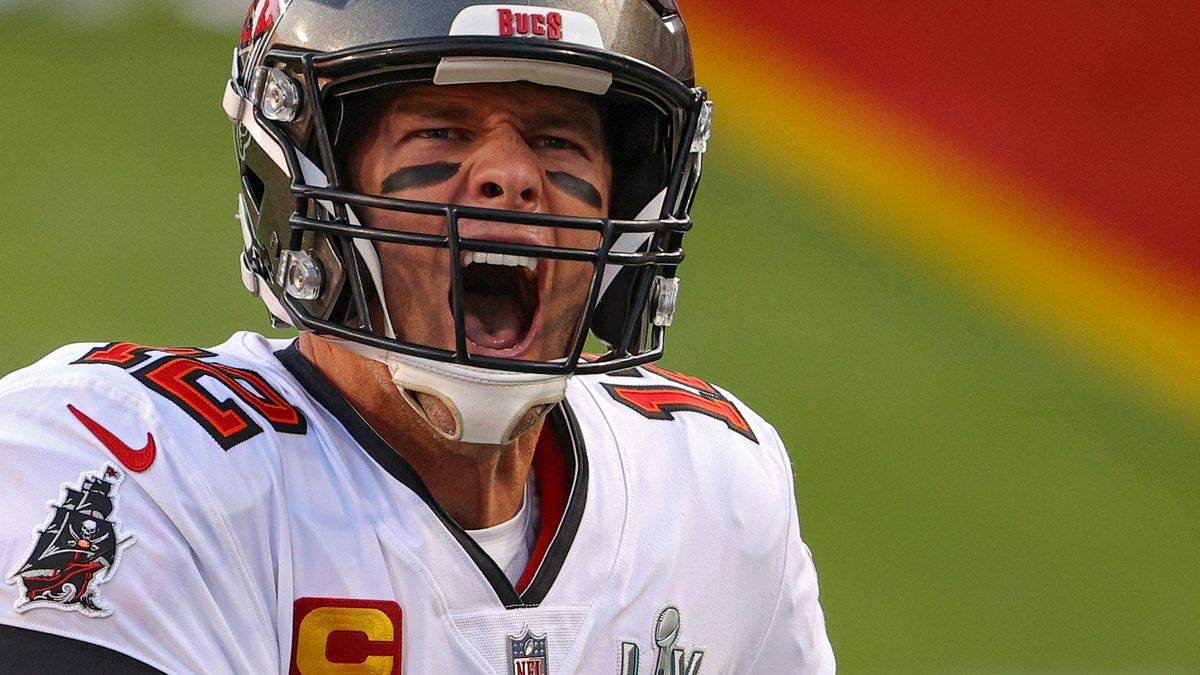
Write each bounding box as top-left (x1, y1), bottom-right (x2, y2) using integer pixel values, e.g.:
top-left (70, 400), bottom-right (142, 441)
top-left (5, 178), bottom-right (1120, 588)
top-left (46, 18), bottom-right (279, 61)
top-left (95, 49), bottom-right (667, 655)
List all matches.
top-left (461, 250), bottom-right (538, 272)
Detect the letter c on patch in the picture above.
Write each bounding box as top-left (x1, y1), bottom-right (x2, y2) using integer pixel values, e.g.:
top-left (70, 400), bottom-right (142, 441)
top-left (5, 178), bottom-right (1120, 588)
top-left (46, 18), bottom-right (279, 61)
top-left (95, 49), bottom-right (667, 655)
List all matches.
top-left (290, 598), bottom-right (402, 674)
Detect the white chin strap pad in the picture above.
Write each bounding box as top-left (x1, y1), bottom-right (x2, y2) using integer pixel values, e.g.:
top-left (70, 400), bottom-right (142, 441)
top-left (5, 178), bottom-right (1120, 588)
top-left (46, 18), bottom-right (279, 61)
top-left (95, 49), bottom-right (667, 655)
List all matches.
top-left (332, 340), bottom-right (568, 445)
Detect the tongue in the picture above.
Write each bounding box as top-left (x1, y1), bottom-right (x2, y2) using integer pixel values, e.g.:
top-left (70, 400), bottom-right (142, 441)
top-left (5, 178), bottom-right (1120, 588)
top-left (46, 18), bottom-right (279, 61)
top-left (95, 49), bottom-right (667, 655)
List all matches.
top-left (464, 291), bottom-right (525, 349)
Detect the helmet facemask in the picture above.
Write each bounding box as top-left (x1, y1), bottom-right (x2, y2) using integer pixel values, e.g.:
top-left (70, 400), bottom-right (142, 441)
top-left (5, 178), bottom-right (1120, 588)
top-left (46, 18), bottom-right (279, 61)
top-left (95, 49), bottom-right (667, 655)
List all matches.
top-left (226, 3), bottom-right (710, 442)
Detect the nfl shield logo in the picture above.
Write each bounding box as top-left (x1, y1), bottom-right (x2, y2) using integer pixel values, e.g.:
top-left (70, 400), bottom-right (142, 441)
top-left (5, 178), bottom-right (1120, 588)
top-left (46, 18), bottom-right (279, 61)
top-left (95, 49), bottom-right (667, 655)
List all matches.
top-left (508, 625), bottom-right (549, 675)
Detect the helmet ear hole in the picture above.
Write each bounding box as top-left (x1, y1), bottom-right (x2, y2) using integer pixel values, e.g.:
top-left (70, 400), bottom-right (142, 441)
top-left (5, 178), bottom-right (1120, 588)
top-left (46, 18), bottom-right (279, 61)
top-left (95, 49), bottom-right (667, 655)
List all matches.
top-left (591, 266), bottom-right (641, 349)
top-left (325, 236), bottom-right (380, 328)
top-left (243, 165), bottom-right (267, 209)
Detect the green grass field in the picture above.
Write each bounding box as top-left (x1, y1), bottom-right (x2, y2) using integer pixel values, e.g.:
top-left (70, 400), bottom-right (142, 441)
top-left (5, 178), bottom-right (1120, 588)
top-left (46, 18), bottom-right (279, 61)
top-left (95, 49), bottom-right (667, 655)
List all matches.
top-left (2, 7), bottom-right (1197, 672)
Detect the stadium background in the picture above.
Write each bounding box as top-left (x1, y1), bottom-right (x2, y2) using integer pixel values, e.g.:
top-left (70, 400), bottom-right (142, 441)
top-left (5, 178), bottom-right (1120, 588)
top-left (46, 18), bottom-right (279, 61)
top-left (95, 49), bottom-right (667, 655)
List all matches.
top-left (2, 0), bottom-right (1197, 671)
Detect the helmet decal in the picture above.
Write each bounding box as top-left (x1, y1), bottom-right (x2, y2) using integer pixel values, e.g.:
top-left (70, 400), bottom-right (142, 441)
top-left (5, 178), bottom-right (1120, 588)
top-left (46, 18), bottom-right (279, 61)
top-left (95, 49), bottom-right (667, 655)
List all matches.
top-left (447, 5), bottom-right (604, 48)
top-left (437, 6), bottom-right (611, 93)
top-left (497, 9), bottom-right (562, 41)
top-left (240, 0), bottom-right (283, 47)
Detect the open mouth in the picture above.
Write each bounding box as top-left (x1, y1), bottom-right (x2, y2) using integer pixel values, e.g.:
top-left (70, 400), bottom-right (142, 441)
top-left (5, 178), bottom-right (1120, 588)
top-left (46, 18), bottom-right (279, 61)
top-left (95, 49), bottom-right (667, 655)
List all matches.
top-left (455, 251), bottom-right (540, 354)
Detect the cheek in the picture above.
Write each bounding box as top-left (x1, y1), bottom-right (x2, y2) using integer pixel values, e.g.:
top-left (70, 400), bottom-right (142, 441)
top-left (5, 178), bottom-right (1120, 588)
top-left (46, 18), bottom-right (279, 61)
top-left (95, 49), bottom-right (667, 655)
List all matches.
top-left (348, 135), bottom-right (390, 195)
top-left (357, 203), bottom-right (447, 237)
top-left (378, 243), bottom-right (445, 272)
top-left (544, 256), bottom-right (596, 320)
top-left (555, 234), bottom-right (602, 268)
top-left (373, 241), bottom-right (452, 309)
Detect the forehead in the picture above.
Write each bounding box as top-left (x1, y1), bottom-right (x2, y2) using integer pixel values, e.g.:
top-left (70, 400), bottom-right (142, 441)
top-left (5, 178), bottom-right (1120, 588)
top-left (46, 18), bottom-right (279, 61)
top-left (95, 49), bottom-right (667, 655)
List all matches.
top-left (376, 82), bottom-right (603, 130)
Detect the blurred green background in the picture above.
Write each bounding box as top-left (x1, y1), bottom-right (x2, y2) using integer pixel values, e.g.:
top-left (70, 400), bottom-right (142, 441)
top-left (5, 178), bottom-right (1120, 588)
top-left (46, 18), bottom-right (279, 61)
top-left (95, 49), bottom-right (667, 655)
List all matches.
top-left (1, 4), bottom-right (1197, 673)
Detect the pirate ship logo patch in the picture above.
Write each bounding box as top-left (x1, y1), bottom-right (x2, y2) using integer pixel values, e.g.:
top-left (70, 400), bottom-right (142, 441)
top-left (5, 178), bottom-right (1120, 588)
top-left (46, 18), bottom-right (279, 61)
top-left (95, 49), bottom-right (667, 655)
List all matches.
top-left (5, 464), bottom-right (136, 618)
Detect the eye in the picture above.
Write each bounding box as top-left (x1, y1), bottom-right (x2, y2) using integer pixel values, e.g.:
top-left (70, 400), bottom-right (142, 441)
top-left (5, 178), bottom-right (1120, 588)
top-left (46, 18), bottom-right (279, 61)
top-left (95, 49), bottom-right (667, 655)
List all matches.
top-left (536, 135), bottom-right (577, 151)
top-left (419, 128), bottom-right (453, 140)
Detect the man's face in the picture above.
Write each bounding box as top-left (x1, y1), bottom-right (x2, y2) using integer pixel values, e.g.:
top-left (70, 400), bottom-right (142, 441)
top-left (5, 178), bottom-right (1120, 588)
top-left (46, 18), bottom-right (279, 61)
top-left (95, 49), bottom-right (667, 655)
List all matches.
top-left (346, 82), bottom-right (612, 363)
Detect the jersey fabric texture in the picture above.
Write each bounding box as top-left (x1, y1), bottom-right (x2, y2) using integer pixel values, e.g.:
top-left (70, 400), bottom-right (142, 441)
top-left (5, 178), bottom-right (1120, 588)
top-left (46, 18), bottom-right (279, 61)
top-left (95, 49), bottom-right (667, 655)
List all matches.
top-left (0, 332), bottom-right (834, 674)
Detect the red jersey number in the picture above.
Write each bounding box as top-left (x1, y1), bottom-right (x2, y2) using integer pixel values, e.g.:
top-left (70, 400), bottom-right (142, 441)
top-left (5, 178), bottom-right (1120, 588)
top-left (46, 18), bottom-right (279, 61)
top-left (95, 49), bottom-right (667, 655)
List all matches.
top-left (603, 366), bottom-right (758, 443)
top-left (74, 342), bottom-right (306, 450)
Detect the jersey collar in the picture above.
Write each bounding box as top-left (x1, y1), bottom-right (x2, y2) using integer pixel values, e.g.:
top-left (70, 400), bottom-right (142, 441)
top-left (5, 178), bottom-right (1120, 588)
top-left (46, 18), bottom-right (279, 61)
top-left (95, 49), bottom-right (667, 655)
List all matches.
top-left (274, 341), bottom-right (588, 608)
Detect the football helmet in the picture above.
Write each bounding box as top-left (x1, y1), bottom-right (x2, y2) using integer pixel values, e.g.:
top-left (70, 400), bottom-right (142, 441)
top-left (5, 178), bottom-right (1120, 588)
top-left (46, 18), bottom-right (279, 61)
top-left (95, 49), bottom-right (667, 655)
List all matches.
top-left (224, 0), bottom-right (712, 443)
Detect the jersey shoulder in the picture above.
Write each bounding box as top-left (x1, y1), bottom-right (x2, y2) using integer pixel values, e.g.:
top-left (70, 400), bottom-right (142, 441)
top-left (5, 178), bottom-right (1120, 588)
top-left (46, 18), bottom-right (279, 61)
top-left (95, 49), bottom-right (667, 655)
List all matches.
top-left (0, 331), bottom-right (307, 460)
top-left (570, 362), bottom-right (790, 464)
top-left (0, 332), bottom-right (316, 514)
top-left (0, 333), bottom-right (294, 671)
top-left (568, 365), bottom-right (824, 668)
top-left (568, 362), bottom-right (798, 537)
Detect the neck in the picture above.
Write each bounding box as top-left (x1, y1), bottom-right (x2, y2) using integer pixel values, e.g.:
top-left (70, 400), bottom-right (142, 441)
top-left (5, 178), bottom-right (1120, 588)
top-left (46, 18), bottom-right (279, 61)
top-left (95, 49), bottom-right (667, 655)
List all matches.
top-left (298, 333), bottom-right (541, 529)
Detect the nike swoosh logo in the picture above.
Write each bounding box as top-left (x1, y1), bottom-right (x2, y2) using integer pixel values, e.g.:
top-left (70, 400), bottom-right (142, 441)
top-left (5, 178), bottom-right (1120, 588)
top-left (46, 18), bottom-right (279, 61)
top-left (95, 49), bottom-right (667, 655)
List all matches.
top-left (67, 404), bottom-right (157, 472)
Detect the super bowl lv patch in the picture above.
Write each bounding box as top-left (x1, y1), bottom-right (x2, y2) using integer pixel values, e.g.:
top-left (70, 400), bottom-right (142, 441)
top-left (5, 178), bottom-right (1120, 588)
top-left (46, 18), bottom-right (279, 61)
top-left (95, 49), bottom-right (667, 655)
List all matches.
top-left (5, 463), bottom-right (136, 618)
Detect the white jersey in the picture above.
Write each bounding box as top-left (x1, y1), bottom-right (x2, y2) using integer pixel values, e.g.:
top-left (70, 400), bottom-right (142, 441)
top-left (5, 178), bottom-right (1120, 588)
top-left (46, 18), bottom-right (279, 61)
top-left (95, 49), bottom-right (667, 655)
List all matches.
top-left (0, 332), bottom-right (834, 674)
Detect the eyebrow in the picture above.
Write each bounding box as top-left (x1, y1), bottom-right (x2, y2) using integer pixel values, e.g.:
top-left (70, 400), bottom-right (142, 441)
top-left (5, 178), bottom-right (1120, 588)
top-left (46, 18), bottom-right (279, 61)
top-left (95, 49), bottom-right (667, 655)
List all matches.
top-left (527, 109), bottom-right (606, 153)
top-left (381, 162), bottom-right (462, 193)
top-left (529, 111), bottom-right (600, 134)
top-left (390, 102), bottom-right (602, 143)
top-left (546, 171), bottom-right (603, 209)
top-left (387, 101), bottom-right (475, 124)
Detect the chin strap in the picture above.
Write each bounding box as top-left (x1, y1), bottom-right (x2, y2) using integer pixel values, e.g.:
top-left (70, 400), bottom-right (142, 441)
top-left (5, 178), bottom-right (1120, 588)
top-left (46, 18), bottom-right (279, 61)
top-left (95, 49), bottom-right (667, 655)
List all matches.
top-left (330, 339), bottom-right (568, 446)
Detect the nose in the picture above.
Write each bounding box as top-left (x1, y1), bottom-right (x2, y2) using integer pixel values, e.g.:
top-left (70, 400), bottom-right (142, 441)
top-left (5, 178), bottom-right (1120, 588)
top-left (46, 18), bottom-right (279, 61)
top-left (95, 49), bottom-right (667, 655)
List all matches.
top-left (464, 129), bottom-right (542, 211)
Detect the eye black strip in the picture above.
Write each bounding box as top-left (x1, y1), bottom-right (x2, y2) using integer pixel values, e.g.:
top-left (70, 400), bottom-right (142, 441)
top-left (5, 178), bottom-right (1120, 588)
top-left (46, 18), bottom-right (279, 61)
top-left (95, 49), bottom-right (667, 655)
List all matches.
top-left (381, 161), bottom-right (461, 193)
top-left (546, 170), bottom-right (603, 209)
